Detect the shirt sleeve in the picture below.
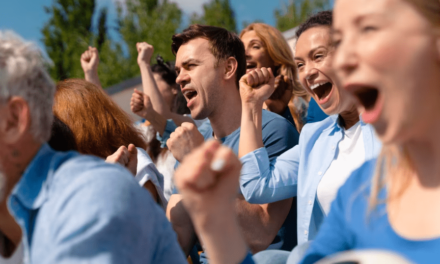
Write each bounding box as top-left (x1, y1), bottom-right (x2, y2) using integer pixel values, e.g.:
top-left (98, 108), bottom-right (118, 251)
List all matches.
top-left (262, 116), bottom-right (299, 161)
top-left (156, 119), bottom-right (178, 148)
top-left (42, 165), bottom-right (186, 264)
top-left (298, 173), bottom-right (356, 264)
top-left (239, 145), bottom-right (300, 204)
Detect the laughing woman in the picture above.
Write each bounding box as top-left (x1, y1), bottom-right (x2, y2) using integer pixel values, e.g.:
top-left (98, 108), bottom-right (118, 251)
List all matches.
top-left (240, 23), bottom-right (309, 131)
top-left (300, 0), bottom-right (440, 263)
top-left (238, 10), bottom-right (381, 250)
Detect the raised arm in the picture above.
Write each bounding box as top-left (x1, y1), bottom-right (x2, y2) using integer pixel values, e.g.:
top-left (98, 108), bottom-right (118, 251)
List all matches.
top-left (80, 46), bottom-right (102, 88)
top-left (238, 68), bottom-right (275, 158)
top-left (136, 42), bottom-right (193, 126)
top-left (238, 68), bottom-right (300, 204)
top-left (175, 140), bottom-right (252, 264)
top-left (131, 89), bottom-right (167, 135)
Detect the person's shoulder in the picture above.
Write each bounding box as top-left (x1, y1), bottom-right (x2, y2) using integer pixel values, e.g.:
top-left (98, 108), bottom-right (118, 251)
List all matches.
top-left (302, 115), bottom-right (338, 134)
top-left (51, 154), bottom-right (145, 204)
top-left (261, 110), bottom-right (296, 132)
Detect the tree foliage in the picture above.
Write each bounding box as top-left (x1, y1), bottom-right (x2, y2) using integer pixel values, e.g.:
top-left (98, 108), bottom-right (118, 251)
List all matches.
top-left (274, 0), bottom-right (331, 32)
top-left (42, 0), bottom-right (95, 81)
top-left (190, 0), bottom-right (237, 33)
top-left (117, 0), bottom-right (182, 77)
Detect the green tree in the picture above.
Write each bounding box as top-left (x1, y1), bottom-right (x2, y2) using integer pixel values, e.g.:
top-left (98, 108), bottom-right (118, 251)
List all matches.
top-left (117, 0), bottom-right (182, 77)
top-left (274, 0), bottom-right (331, 32)
top-left (42, 0), bottom-right (129, 87)
top-left (42, 0), bottom-right (96, 81)
top-left (190, 0), bottom-right (237, 33)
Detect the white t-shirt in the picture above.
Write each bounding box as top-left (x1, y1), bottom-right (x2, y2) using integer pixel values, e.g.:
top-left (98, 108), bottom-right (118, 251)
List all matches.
top-left (0, 234), bottom-right (23, 264)
top-left (135, 148), bottom-right (168, 208)
top-left (317, 121), bottom-right (365, 215)
top-left (155, 151), bottom-right (176, 201)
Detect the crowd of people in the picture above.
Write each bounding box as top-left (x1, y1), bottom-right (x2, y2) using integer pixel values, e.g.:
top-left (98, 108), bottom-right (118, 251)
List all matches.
top-left (0, 0), bottom-right (439, 263)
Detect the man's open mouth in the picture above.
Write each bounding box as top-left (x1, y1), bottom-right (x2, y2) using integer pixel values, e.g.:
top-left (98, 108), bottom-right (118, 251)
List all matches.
top-left (183, 89), bottom-right (198, 101)
top-left (311, 82), bottom-right (333, 100)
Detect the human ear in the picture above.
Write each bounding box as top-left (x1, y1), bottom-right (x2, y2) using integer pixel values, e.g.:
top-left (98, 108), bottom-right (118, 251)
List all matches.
top-left (224, 57), bottom-right (238, 81)
top-left (1, 97), bottom-right (31, 144)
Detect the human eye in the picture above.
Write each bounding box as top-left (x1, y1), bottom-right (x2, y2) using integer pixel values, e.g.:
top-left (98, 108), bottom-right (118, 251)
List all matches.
top-left (361, 25), bottom-right (377, 33)
top-left (296, 62), bottom-right (304, 69)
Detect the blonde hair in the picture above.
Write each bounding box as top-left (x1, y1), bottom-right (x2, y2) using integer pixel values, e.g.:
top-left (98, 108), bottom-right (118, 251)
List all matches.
top-left (240, 23), bottom-right (308, 130)
top-left (369, 0), bottom-right (440, 211)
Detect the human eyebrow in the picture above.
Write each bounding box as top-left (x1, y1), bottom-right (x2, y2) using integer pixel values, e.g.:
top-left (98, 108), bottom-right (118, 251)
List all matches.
top-left (181, 58), bottom-right (201, 68)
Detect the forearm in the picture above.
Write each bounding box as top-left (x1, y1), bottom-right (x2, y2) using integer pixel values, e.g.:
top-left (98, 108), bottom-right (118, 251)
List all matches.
top-left (166, 195), bottom-right (197, 256)
top-left (240, 147), bottom-right (299, 204)
top-left (235, 195), bottom-right (293, 253)
top-left (194, 206), bottom-right (248, 264)
top-left (239, 104), bottom-right (264, 158)
top-left (169, 112), bottom-right (196, 127)
top-left (84, 71), bottom-right (102, 89)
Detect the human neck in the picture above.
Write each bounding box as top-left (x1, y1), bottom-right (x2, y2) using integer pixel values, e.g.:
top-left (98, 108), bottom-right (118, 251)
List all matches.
top-left (339, 105), bottom-right (359, 130)
top-left (3, 138), bottom-right (41, 200)
top-left (404, 121), bottom-right (440, 187)
top-left (208, 88), bottom-right (243, 139)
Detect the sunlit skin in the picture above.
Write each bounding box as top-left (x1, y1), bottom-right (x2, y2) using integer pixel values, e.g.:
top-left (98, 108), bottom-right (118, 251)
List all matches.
top-left (334, 0), bottom-right (440, 240)
top-left (294, 26), bottom-right (358, 123)
top-left (241, 31), bottom-right (276, 73)
top-left (175, 38), bottom-right (226, 120)
top-left (333, 0), bottom-right (440, 143)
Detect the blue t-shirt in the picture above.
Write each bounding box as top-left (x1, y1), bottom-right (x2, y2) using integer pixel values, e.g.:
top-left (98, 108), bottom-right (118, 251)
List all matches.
top-left (305, 98), bottom-right (327, 124)
top-left (194, 110), bottom-right (299, 262)
top-left (300, 158), bottom-right (440, 264)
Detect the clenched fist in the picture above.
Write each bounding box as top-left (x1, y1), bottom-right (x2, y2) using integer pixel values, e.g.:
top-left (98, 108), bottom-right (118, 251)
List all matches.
top-left (175, 140), bottom-right (242, 218)
top-left (105, 144), bottom-right (138, 176)
top-left (80, 46), bottom-right (99, 74)
top-left (131, 89), bottom-right (154, 120)
top-left (136, 42), bottom-right (154, 66)
top-left (167, 122), bottom-right (205, 162)
top-left (239, 67), bottom-right (275, 106)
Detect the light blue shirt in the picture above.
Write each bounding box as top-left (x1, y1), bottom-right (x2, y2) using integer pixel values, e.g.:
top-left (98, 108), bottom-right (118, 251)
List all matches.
top-left (239, 115), bottom-right (382, 245)
top-left (8, 144), bottom-right (186, 263)
top-left (300, 158), bottom-right (440, 264)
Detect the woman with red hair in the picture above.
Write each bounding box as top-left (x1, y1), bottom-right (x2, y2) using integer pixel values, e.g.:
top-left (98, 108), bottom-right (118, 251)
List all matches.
top-left (53, 79), bottom-right (167, 207)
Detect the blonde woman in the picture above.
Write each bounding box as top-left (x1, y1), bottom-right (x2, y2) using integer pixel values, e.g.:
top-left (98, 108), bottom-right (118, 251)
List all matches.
top-left (300, 0), bottom-right (440, 263)
top-left (240, 23), bottom-right (309, 132)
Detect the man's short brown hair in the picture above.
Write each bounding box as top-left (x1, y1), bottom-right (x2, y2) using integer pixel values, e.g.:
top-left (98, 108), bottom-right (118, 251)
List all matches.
top-left (172, 24), bottom-right (246, 88)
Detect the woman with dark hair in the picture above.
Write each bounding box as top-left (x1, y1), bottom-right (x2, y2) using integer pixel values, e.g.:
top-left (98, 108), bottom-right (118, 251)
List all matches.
top-left (53, 79), bottom-right (167, 207)
top-left (238, 9), bottom-right (381, 250)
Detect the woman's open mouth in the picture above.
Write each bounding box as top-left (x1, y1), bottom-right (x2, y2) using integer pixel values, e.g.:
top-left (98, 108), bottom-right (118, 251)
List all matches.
top-left (351, 86), bottom-right (383, 123)
top-left (311, 82), bottom-right (334, 105)
top-left (246, 62), bottom-right (257, 73)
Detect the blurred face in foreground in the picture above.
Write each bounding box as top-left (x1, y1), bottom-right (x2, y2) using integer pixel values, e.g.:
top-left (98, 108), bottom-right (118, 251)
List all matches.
top-left (175, 38), bottom-right (224, 120)
top-left (333, 0), bottom-right (440, 144)
top-left (295, 26), bottom-right (356, 115)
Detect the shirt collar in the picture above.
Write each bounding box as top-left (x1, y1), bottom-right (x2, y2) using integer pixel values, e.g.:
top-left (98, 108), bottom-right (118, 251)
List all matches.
top-left (11, 144), bottom-right (57, 210)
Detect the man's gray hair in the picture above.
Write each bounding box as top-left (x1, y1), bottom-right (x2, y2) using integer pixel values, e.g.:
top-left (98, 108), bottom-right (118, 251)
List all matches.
top-left (0, 31), bottom-right (55, 143)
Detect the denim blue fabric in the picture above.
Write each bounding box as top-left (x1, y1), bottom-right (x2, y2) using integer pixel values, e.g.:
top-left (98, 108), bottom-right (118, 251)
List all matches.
top-left (240, 115), bottom-right (382, 245)
top-left (305, 98), bottom-right (328, 124)
top-left (300, 158), bottom-right (440, 264)
top-left (8, 144), bottom-right (186, 263)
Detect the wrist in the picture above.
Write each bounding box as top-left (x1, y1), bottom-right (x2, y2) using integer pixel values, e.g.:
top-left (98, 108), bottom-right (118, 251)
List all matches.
top-left (138, 61), bottom-right (150, 68)
top-left (84, 70), bottom-right (98, 78)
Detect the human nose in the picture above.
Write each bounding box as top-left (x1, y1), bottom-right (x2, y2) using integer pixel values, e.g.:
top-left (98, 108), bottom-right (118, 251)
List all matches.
top-left (176, 70), bottom-right (189, 86)
top-left (304, 66), bottom-right (319, 84)
top-left (332, 36), bottom-right (359, 80)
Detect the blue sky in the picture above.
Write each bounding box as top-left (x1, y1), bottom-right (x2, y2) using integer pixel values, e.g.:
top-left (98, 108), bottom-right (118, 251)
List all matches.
top-left (0, 0), bottom-right (297, 55)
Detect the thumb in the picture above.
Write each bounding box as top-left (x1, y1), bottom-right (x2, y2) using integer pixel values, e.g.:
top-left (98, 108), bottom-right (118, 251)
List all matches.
top-left (127, 144), bottom-right (138, 175)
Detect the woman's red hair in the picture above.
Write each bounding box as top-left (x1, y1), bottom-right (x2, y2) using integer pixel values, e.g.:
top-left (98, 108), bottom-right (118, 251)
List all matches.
top-left (53, 79), bottom-right (147, 158)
